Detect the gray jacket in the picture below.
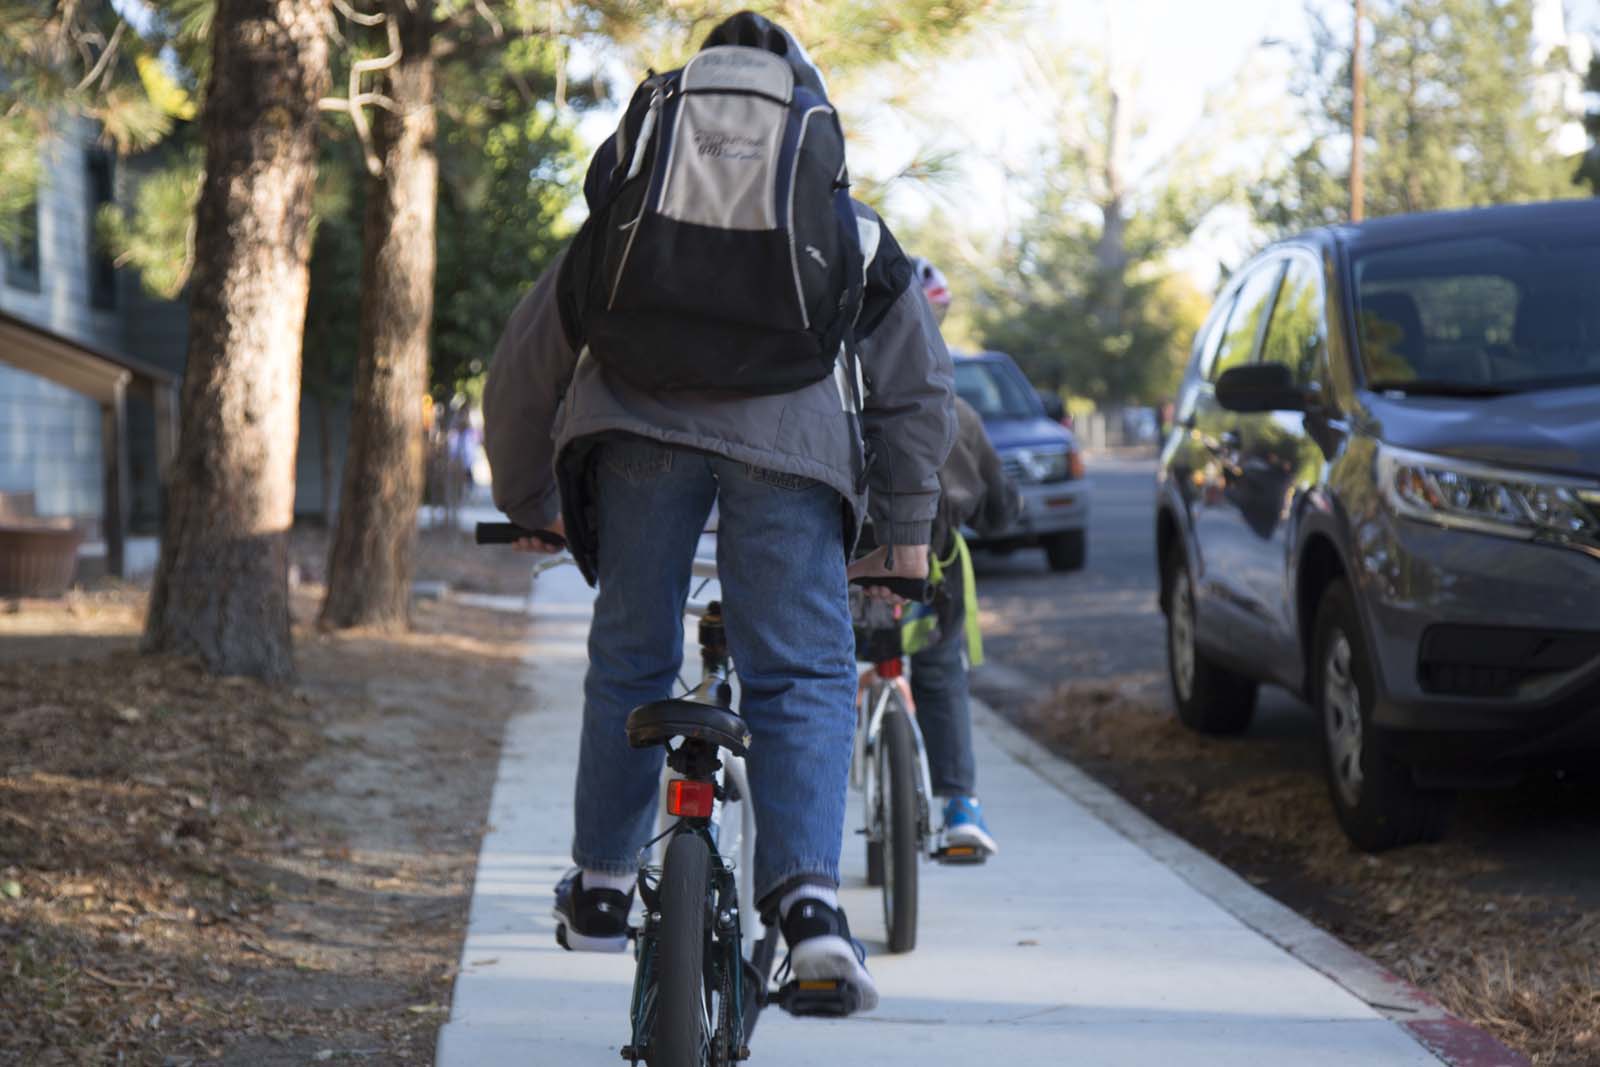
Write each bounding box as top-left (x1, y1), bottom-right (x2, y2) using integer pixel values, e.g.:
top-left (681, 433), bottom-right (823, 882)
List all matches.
top-left (484, 209), bottom-right (955, 582)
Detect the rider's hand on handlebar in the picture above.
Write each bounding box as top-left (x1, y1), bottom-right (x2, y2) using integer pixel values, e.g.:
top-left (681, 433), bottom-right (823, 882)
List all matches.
top-left (513, 515), bottom-right (566, 555)
top-left (847, 544), bottom-right (930, 603)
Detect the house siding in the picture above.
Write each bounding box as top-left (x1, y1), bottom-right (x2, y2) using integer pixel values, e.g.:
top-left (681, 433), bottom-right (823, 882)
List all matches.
top-left (0, 127), bottom-right (126, 524)
top-left (2, 124), bottom-right (347, 539)
top-left (0, 125), bottom-right (188, 531)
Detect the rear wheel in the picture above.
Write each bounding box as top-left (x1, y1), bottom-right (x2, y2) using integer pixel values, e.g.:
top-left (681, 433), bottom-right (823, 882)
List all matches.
top-left (1164, 552), bottom-right (1258, 735)
top-left (654, 833), bottom-right (715, 1067)
top-left (1314, 581), bottom-right (1453, 851)
top-left (1045, 530), bottom-right (1087, 572)
top-left (879, 707), bottom-right (920, 954)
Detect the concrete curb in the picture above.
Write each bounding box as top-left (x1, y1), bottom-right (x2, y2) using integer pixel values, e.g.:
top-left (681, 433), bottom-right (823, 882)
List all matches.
top-left (974, 701), bottom-right (1532, 1067)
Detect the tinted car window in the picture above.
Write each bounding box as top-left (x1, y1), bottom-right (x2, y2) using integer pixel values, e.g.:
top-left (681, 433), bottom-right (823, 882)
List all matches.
top-left (1210, 261), bottom-right (1285, 381)
top-left (955, 359), bottom-right (1041, 420)
top-left (1260, 255), bottom-right (1325, 386)
top-left (1193, 292), bottom-right (1236, 379)
top-left (1354, 234), bottom-right (1600, 390)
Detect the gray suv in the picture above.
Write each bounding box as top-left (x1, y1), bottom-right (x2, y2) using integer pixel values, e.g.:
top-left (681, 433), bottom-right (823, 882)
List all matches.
top-left (1154, 201), bottom-right (1600, 851)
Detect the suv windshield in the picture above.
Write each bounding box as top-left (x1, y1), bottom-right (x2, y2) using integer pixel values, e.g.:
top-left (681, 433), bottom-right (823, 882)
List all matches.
top-left (1353, 233), bottom-right (1600, 393)
top-left (955, 359), bottom-right (1040, 419)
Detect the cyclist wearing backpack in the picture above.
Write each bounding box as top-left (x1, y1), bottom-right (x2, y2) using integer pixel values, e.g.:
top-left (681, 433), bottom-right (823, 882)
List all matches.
top-left (484, 11), bottom-right (954, 1015)
top-left (902, 258), bottom-right (1018, 858)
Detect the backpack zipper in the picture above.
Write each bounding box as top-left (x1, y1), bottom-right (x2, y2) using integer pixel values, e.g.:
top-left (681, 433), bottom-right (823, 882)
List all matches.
top-left (609, 85), bottom-right (669, 310)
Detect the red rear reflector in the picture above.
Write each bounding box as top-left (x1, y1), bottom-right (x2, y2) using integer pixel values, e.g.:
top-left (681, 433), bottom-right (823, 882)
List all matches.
top-left (876, 657), bottom-right (903, 679)
top-left (667, 779), bottom-right (716, 818)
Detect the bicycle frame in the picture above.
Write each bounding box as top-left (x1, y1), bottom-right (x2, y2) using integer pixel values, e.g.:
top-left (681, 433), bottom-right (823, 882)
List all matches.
top-left (623, 558), bottom-right (770, 1065)
top-left (855, 667), bottom-right (938, 857)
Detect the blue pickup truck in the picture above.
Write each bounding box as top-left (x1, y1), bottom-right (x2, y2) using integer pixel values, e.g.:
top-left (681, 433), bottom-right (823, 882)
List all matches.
top-left (952, 351), bottom-right (1091, 571)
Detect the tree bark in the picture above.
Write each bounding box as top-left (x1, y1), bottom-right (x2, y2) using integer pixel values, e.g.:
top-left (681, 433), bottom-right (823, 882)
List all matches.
top-left (319, 0), bottom-right (438, 631)
top-left (315, 387), bottom-right (336, 525)
top-left (142, 0), bottom-right (330, 681)
top-left (1092, 78), bottom-right (1130, 335)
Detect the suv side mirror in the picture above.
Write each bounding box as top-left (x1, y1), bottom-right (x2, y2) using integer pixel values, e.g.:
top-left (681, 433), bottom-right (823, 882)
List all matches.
top-left (1215, 363), bottom-right (1308, 413)
top-left (1036, 389), bottom-right (1066, 422)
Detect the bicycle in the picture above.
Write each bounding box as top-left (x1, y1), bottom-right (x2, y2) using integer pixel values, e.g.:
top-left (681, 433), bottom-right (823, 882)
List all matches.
top-left (851, 589), bottom-right (987, 955)
top-left (477, 521), bottom-right (922, 1066)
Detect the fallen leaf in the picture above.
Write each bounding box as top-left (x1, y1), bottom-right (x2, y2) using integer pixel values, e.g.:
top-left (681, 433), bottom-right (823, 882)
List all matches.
top-left (2, 879), bottom-right (22, 900)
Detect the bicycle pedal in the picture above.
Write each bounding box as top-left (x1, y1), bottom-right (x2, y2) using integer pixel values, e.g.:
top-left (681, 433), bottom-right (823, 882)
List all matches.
top-left (776, 978), bottom-right (860, 1018)
top-left (933, 844), bottom-right (988, 865)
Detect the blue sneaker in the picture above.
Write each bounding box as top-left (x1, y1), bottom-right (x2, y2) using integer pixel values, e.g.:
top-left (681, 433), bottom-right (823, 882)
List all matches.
top-left (552, 868), bottom-right (633, 953)
top-left (941, 796), bottom-right (999, 857)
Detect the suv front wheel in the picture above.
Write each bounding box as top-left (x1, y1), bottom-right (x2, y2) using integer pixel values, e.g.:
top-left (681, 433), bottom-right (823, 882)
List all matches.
top-left (1313, 580), bottom-right (1453, 851)
top-left (1045, 530), bottom-right (1086, 572)
top-left (1164, 553), bottom-right (1257, 735)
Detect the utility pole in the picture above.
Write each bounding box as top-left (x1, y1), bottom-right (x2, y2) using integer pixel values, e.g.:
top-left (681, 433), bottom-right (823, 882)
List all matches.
top-left (1350, 0), bottom-right (1367, 222)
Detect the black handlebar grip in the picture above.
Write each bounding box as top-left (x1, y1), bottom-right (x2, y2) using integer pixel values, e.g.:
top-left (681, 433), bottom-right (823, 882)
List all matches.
top-left (474, 522), bottom-right (567, 550)
top-left (850, 575), bottom-right (932, 603)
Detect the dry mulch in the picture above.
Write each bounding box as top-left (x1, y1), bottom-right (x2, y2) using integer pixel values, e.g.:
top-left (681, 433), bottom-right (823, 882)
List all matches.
top-left (2, 534), bottom-right (538, 1065)
top-left (1017, 679), bottom-right (1600, 1067)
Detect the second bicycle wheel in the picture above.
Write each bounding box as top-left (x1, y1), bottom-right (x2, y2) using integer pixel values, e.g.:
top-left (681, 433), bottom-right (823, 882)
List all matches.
top-left (879, 707), bottom-right (920, 953)
top-left (654, 832), bottom-right (715, 1067)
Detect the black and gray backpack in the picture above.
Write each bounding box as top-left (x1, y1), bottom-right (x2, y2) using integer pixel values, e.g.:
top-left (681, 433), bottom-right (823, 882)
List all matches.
top-left (558, 45), bottom-right (865, 395)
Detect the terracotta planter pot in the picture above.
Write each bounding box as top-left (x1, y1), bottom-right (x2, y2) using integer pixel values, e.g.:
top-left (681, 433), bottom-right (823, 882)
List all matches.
top-left (0, 521), bottom-right (85, 597)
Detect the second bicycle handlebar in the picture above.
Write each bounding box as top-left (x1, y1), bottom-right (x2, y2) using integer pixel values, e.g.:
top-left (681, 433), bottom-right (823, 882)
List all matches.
top-left (474, 522), bottom-right (568, 550)
top-left (478, 522), bottom-right (930, 602)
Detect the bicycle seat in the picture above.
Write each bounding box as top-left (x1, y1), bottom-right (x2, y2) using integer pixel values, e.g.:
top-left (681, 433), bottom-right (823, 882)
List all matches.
top-left (626, 699), bottom-right (751, 757)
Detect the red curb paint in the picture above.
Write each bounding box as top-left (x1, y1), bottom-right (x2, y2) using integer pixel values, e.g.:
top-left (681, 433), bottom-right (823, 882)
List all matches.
top-left (1404, 1019), bottom-right (1531, 1067)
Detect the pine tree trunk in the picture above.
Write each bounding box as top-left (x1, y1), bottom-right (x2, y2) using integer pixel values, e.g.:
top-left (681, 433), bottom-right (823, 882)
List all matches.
top-left (141, 0), bottom-right (330, 681)
top-left (1093, 81), bottom-right (1130, 334)
top-left (315, 387), bottom-right (336, 525)
top-left (319, 0), bottom-right (437, 631)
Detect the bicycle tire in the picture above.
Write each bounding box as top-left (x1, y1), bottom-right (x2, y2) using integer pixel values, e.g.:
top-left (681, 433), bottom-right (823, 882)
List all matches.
top-left (863, 687), bottom-right (886, 887)
top-left (654, 833), bottom-right (715, 1067)
top-left (880, 707), bottom-right (920, 954)
top-left (865, 838), bottom-right (885, 887)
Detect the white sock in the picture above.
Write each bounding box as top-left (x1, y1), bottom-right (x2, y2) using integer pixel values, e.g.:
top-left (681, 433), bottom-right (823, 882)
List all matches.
top-left (779, 883), bottom-right (838, 919)
top-left (582, 869), bottom-right (636, 894)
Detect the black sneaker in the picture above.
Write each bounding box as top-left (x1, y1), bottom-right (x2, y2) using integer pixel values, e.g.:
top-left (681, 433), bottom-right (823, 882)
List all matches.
top-left (552, 868), bottom-right (633, 953)
top-left (779, 897), bottom-right (879, 1013)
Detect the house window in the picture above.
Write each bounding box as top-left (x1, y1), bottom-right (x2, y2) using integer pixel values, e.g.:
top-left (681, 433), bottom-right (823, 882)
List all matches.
top-left (3, 197), bottom-right (41, 293)
top-left (86, 149), bottom-right (117, 310)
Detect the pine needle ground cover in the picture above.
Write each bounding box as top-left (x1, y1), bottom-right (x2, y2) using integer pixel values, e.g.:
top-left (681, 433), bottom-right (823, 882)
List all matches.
top-left (2, 535), bottom-right (535, 1064)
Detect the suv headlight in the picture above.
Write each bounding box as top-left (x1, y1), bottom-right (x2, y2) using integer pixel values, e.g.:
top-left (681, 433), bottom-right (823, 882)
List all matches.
top-left (1013, 448), bottom-right (1072, 484)
top-left (1377, 444), bottom-right (1600, 551)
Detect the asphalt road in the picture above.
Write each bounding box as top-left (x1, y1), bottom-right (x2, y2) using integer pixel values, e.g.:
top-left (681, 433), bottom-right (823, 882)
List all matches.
top-left (972, 453), bottom-right (1175, 700)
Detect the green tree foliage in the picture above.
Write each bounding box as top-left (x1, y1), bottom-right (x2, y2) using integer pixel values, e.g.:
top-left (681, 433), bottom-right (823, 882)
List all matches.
top-left (590, 0), bottom-right (1001, 83)
top-left (975, 218), bottom-right (1210, 404)
top-left (950, 46), bottom-right (1222, 405)
top-left (1253, 0), bottom-right (1580, 232)
top-left (0, 0), bottom-right (184, 248)
top-left (431, 38), bottom-right (585, 400)
top-left (1578, 54), bottom-right (1600, 193)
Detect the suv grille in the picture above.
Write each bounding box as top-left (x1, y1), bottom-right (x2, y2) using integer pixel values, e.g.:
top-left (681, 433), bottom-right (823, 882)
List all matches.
top-left (1417, 626), bottom-right (1600, 698)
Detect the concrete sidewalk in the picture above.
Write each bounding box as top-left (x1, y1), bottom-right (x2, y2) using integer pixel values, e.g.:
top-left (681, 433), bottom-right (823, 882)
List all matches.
top-left (437, 563), bottom-right (1517, 1066)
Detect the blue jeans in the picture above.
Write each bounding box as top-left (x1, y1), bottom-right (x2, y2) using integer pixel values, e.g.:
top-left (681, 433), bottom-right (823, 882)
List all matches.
top-left (910, 631), bottom-right (976, 797)
top-left (572, 437), bottom-right (857, 904)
